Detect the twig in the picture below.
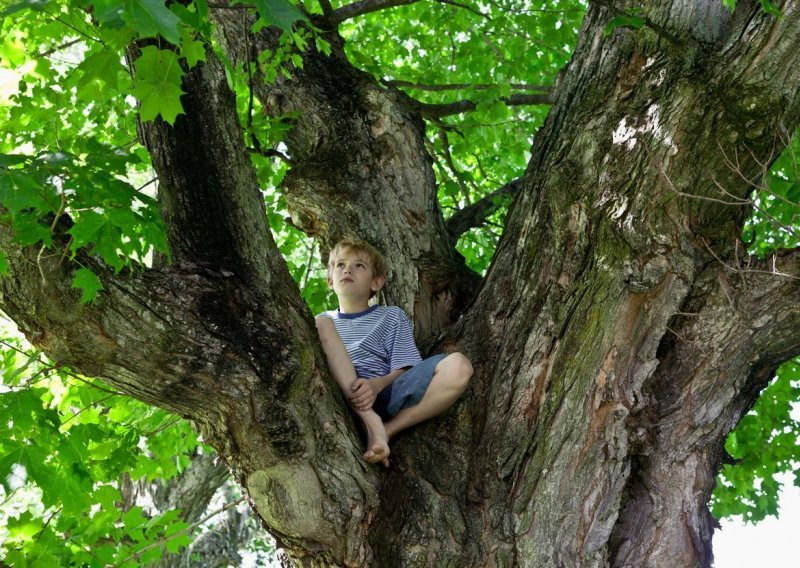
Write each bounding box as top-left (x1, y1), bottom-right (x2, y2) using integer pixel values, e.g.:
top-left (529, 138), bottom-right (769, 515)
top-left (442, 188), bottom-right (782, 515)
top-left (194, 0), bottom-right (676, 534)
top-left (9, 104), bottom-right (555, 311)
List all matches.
top-left (136, 177), bottom-right (158, 193)
top-left (61, 393), bottom-right (119, 425)
top-left (0, 339), bottom-right (124, 395)
top-left (437, 124), bottom-right (471, 204)
top-left (36, 507), bottom-right (63, 543)
top-left (248, 147), bottom-right (293, 164)
top-left (645, 144), bottom-right (750, 206)
top-left (438, 0), bottom-right (487, 19)
top-left (141, 416), bottom-right (182, 437)
top-left (701, 238), bottom-right (799, 280)
top-left (38, 39), bottom-right (83, 58)
top-left (115, 497), bottom-right (247, 565)
top-left (43, 8), bottom-right (105, 47)
top-left (302, 239), bottom-right (315, 289)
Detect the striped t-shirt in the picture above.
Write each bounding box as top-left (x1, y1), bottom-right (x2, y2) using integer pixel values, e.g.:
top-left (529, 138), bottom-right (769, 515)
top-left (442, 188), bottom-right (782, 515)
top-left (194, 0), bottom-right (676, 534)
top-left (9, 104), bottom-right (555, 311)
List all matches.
top-left (319, 305), bottom-right (422, 378)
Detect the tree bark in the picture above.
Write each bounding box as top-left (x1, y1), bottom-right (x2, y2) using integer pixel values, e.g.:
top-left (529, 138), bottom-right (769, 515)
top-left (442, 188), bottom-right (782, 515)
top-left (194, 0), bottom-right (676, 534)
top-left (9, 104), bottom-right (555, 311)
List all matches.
top-left (1, 0), bottom-right (799, 567)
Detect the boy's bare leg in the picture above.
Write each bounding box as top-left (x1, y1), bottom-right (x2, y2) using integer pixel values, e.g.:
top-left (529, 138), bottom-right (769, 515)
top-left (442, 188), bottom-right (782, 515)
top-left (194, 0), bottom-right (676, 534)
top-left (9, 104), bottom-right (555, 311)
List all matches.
top-left (384, 353), bottom-right (473, 440)
top-left (316, 317), bottom-right (389, 465)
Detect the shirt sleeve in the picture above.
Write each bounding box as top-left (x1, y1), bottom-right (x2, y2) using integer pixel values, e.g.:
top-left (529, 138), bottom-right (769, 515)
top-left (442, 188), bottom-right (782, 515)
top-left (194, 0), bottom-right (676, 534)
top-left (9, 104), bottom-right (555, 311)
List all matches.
top-left (388, 308), bottom-right (422, 372)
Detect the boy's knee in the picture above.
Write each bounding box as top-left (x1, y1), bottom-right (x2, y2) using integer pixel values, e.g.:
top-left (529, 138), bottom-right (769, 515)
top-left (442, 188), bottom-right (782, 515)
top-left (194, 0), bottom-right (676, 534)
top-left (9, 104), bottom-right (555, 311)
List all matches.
top-left (446, 352), bottom-right (473, 389)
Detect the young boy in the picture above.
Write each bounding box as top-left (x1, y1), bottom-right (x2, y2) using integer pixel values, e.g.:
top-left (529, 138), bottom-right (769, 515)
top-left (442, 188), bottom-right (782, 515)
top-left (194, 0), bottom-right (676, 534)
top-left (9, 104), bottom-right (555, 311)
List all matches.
top-left (315, 239), bottom-right (473, 466)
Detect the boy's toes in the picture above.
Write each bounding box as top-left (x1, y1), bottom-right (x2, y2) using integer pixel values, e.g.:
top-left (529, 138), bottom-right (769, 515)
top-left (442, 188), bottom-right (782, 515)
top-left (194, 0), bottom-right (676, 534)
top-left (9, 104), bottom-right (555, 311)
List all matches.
top-left (364, 443), bottom-right (390, 465)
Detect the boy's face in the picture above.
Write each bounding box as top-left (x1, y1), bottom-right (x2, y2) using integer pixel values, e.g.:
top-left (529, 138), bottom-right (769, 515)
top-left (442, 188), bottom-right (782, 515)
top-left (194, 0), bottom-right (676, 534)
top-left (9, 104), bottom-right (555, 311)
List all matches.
top-left (328, 248), bottom-right (385, 300)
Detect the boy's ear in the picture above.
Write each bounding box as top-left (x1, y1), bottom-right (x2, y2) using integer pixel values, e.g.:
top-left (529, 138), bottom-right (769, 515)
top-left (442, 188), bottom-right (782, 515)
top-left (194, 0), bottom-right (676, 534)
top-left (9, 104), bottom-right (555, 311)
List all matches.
top-left (327, 275), bottom-right (334, 288)
top-left (371, 276), bottom-right (385, 293)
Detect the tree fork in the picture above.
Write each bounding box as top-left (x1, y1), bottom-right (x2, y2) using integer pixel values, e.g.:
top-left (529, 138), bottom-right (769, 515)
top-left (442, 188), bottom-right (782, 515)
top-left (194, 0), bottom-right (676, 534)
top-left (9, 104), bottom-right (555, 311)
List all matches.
top-left (213, 6), bottom-right (480, 348)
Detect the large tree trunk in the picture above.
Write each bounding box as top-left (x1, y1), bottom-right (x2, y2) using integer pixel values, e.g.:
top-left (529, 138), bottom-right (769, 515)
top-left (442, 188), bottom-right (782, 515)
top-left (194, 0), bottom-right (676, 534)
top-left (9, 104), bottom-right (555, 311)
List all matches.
top-left (1, 1), bottom-right (800, 566)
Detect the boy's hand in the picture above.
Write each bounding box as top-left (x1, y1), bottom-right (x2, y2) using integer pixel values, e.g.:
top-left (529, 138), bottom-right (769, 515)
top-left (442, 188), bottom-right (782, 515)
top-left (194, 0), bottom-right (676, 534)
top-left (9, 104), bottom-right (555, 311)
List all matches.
top-left (350, 379), bottom-right (380, 410)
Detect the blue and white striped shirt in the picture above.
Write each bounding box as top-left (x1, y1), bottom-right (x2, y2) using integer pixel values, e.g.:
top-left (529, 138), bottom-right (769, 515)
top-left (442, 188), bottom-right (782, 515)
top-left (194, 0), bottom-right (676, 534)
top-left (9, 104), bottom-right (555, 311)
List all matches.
top-left (319, 305), bottom-right (421, 378)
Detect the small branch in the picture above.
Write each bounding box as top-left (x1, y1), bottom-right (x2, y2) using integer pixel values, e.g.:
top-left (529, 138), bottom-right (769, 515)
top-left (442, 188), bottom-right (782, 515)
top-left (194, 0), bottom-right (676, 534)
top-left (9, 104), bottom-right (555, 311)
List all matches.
top-left (141, 416), bottom-right (183, 437)
top-left (437, 125), bottom-right (471, 204)
top-left (0, 338), bottom-right (124, 395)
top-left (38, 39), bottom-right (83, 58)
top-left (43, 8), bottom-right (105, 47)
top-left (61, 393), bottom-right (119, 425)
top-left (318, 0), bottom-right (334, 18)
top-left (331, 0), bottom-right (481, 24)
top-left (446, 178), bottom-right (522, 238)
top-left (248, 147), bottom-right (293, 165)
top-left (439, 0), bottom-right (487, 19)
top-left (117, 496), bottom-right (247, 565)
top-left (136, 177), bottom-right (158, 192)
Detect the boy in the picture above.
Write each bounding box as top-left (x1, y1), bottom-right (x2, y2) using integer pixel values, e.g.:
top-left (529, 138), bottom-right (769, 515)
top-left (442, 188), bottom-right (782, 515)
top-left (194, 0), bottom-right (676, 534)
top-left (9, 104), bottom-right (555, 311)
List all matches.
top-left (315, 239), bottom-right (473, 466)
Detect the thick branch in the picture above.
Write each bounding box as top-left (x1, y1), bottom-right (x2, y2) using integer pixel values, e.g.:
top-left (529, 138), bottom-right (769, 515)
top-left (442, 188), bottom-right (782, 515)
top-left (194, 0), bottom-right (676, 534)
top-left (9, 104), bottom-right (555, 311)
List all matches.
top-left (133, 48), bottom-right (289, 299)
top-left (385, 80), bottom-right (551, 93)
top-left (415, 92), bottom-right (553, 118)
top-left (331, 0), bottom-right (420, 24)
top-left (445, 178), bottom-right (522, 238)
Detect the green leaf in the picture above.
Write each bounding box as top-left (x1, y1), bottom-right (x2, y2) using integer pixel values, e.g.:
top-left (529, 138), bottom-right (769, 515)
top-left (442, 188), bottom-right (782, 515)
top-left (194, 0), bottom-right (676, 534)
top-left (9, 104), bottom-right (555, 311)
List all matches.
top-left (315, 36), bottom-right (331, 56)
top-left (10, 215), bottom-right (52, 247)
top-left (603, 15), bottom-right (646, 36)
top-left (232, 0), bottom-right (306, 32)
top-left (759, 0), bottom-right (781, 17)
top-left (131, 46), bottom-right (186, 124)
top-left (0, 250), bottom-right (8, 276)
top-left (723, 0), bottom-right (737, 12)
top-left (0, 154), bottom-right (29, 168)
top-left (0, 0), bottom-right (51, 17)
top-left (71, 268), bottom-right (105, 304)
top-left (76, 49), bottom-right (126, 93)
top-left (180, 35), bottom-right (207, 69)
top-left (0, 170), bottom-right (54, 213)
top-left (123, 0), bottom-right (182, 45)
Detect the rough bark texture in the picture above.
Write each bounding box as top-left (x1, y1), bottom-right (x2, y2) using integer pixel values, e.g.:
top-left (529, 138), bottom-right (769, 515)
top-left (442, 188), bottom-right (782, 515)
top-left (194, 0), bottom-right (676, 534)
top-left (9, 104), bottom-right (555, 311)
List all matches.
top-left (1, 0), bottom-right (800, 567)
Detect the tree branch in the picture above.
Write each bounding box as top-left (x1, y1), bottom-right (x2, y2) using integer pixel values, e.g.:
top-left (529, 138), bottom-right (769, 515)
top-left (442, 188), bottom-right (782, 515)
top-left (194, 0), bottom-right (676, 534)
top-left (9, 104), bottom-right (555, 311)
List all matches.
top-left (446, 178), bottom-right (523, 238)
top-left (132, 47), bottom-right (294, 299)
top-left (386, 79), bottom-right (551, 93)
top-left (415, 92), bottom-right (553, 118)
top-left (331, 0), bottom-right (420, 24)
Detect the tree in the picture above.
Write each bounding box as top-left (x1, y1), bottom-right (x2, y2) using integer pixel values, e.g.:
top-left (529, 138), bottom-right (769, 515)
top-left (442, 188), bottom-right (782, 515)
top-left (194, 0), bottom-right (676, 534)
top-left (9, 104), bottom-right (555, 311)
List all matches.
top-left (1, 0), bottom-right (799, 566)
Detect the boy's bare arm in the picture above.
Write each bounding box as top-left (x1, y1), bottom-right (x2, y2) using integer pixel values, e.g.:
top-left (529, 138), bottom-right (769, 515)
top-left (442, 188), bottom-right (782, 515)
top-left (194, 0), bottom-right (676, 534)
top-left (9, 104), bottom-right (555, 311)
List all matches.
top-left (349, 368), bottom-right (407, 410)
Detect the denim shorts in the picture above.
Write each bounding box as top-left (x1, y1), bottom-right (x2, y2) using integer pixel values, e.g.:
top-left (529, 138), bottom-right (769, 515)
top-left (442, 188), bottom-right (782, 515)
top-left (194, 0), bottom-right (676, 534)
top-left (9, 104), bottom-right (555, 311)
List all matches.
top-left (372, 354), bottom-right (447, 420)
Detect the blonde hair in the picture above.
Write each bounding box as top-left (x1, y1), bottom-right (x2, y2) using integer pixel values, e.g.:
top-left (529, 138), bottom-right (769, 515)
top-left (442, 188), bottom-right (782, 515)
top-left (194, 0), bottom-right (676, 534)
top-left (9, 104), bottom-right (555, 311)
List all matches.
top-left (327, 238), bottom-right (389, 282)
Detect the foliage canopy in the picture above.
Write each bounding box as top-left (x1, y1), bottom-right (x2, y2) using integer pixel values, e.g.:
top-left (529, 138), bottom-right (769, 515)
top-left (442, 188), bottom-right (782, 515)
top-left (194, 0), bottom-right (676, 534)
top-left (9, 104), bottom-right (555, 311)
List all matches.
top-left (0, 0), bottom-right (798, 563)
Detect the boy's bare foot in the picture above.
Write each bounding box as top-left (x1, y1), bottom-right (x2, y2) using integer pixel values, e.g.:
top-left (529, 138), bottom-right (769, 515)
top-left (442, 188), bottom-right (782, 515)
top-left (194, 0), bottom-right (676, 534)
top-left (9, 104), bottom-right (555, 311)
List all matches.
top-left (361, 411), bottom-right (390, 467)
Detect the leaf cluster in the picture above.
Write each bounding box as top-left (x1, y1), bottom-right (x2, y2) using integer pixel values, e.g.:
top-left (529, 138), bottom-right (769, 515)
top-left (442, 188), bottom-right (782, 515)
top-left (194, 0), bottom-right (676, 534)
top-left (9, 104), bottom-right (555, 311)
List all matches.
top-left (712, 359), bottom-right (800, 523)
top-left (0, 325), bottom-right (205, 565)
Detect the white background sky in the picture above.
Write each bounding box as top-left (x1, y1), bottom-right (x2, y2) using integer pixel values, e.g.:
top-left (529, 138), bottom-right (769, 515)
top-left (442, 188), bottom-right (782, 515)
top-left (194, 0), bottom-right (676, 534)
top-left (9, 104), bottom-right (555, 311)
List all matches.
top-left (714, 478), bottom-right (800, 567)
